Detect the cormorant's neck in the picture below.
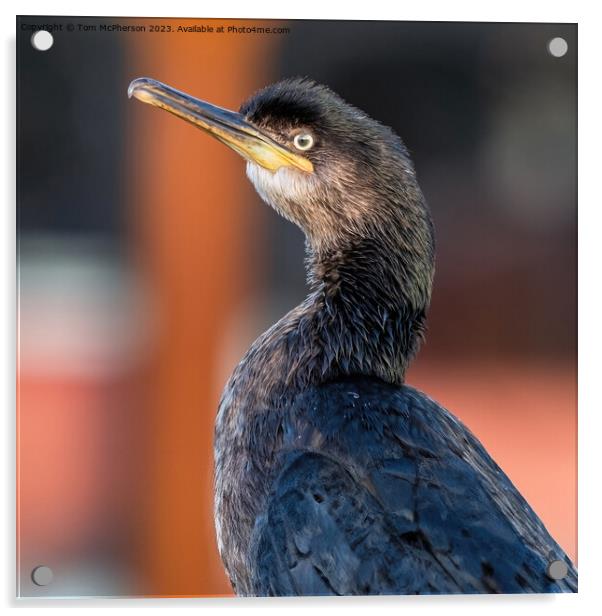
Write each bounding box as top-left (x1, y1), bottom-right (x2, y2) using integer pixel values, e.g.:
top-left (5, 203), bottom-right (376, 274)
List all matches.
top-left (302, 224), bottom-right (434, 386)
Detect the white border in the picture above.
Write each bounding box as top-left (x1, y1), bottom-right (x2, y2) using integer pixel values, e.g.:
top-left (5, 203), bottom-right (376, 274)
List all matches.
top-left (3, 1), bottom-right (601, 614)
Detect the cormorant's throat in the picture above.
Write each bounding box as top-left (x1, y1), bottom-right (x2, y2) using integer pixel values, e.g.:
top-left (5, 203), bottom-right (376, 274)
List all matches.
top-left (300, 230), bottom-right (433, 387)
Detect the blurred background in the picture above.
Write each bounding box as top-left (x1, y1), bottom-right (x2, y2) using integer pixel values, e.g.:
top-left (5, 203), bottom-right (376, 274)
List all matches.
top-left (17, 17), bottom-right (576, 597)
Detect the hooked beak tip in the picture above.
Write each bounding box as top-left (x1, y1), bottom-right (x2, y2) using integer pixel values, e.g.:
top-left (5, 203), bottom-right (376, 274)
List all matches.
top-left (128, 77), bottom-right (157, 101)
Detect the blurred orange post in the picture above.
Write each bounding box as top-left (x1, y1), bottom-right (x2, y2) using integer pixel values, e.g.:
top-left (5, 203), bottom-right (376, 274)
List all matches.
top-left (127, 21), bottom-right (283, 596)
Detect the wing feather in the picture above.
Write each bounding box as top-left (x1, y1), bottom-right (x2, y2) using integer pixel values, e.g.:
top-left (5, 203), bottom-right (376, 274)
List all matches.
top-left (248, 378), bottom-right (577, 595)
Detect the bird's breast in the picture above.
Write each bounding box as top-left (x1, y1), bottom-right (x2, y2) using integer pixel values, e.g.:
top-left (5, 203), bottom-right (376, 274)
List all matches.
top-left (213, 356), bottom-right (293, 592)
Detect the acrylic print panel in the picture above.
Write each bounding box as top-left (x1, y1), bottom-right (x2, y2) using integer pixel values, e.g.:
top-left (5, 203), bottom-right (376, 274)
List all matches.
top-left (16, 16), bottom-right (577, 597)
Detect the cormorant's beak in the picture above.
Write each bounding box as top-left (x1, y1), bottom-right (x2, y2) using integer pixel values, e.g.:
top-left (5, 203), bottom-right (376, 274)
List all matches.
top-left (128, 77), bottom-right (313, 174)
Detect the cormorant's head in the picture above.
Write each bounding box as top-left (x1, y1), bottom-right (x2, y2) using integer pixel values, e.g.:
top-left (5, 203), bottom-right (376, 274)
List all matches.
top-left (129, 77), bottom-right (432, 263)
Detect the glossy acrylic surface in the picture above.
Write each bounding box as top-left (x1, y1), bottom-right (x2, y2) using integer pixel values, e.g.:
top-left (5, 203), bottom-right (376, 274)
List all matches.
top-left (17, 16), bottom-right (576, 597)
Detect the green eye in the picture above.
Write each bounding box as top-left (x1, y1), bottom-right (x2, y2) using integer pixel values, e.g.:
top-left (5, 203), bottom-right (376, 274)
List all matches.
top-left (293, 133), bottom-right (314, 151)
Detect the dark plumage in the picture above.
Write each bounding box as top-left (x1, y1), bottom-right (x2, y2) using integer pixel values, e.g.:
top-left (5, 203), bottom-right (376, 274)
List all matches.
top-left (129, 75), bottom-right (577, 596)
top-left (249, 379), bottom-right (576, 595)
top-left (213, 78), bottom-right (576, 596)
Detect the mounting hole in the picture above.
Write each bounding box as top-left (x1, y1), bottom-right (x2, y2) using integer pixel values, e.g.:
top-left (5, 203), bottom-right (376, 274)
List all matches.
top-left (31, 30), bottom-right (54, 51)
top-left (546, 559), bottom-right (568, 581)
top-left (547, 37), bottom-right (568, 58)
top-left (31, 565), bottom-right (53, 586)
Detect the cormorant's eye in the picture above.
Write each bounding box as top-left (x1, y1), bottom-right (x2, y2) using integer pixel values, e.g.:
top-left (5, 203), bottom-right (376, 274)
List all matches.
top-left (293, 133), bottom-right (314, 151)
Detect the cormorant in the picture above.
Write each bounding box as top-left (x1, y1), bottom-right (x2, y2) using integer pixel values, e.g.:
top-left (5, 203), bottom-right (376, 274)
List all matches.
top-left (129, 76), bottom-right (577, 596)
